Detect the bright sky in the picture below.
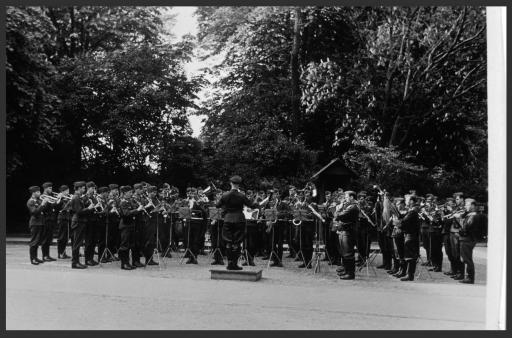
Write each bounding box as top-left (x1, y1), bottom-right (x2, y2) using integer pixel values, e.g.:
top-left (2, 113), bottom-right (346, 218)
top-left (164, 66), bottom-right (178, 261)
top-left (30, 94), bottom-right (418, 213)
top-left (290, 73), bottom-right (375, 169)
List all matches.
top-left (167, 6), bottom-right (207, 138)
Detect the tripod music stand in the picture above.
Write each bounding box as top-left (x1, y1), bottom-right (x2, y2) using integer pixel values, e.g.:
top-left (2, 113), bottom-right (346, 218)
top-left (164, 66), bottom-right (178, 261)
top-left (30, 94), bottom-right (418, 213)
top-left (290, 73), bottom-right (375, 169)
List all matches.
top-left (162, 212), bottom-right (178, 260)
top-left (264, 209), bottom-right (281, 269)
top-left (416, 234), bottom-right (433, 279)
top-left (292, 209), bottom-right (307, 267)
top-left (145, 211), bottom-right (163, 269)
top-left (207, 207), bottom-right (225, 261)
top-left (99, 214), bottom-right (117, 266)
top-left (238, 210), bottom-right (258, 266)
top-left (356, 226), bottom-right (379, 277)
top-left (306, 217), bottom-right (333, 274)
top-left (178, 207), bottom-right (197, 264)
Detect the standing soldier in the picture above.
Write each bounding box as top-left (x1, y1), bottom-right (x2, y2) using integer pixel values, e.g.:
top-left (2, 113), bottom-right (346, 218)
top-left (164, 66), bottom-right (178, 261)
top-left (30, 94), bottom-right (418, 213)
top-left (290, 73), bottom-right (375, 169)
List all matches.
top-left (216, 176), bottom-right (268, 270)
top-left (449, 192), bottom-right (466, 280)
top-left (84, 181), bottom-right (99, 266)
top-left (268, 191), bottom-right (287, 267)
top-left (56, 185), bottom-right (72, 259)
top-left (441, 197), bottom-right (457, 276)
top-left (41, 182), bottom-right (58, 261)
top-left (27, 186), bottom-right (48, 265)
top-left (118, 186), bottom-right (144, 270)
top-left (400, 195), bottom-right (421, 281)
top-left (376, 191), bottom-right (393, 270)
top-left (356, 191), bottom-right (371, 265)
top-left (132, 183), bottom-right (148, 268)
top-left (70, 181), bottom-right (94, 269)
top-left (108, 184), bottom-right (121, 260)
top-left (333, 190), bottom-right (359, 280)
top-left (459, 198), bottom-right (479, 284)
top-left (96, 187), bottom-right (109, 263)
top-left (142, 186), bottom-right (160, 266)
top-left (184, 188), bottom-right (207, 264)
top-left (391, 197), bottom-right (407, 278)
top-left (427, 195), bottom-right (444, 272)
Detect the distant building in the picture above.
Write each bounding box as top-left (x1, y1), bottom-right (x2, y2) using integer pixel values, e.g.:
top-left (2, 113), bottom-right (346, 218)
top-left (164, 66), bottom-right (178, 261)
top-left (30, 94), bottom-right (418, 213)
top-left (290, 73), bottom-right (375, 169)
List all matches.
top-left (310, 158), bottom-right (357, 203)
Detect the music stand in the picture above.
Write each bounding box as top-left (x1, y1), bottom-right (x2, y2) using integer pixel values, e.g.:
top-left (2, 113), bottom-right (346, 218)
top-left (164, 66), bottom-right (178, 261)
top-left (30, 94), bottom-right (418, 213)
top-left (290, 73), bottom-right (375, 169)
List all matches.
top-left (238, 210), bottom-right (258, 266)
top-left (178, 207), bottom-right (196, 264)
top-left (356, 226), bottom-right (379, 277)
top-left (292, 209), bottom-right (307, 267)
top-left (264, 209), bottom-right (281, 269)
top-left (162, 212), bottom-right (178, 260)
top-left (306, 217), bottom-right (332, 274)
top-left (317, 205), bottom-right (333, 265)
top-left (145, 211), bottom-right (162, 269)
top-left (207, 207), bottom-right (224, 261)
top-left (99, 214), bottom-right (117, 266)
top-left (416, 234), bottom-right (433, 280)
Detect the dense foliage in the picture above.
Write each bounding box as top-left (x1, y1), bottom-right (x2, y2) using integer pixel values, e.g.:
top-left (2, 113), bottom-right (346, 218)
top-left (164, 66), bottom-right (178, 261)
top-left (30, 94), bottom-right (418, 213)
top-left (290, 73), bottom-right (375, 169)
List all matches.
top-left (196, 6), bottom-right (487, 198)
top-left (6, 6), bottom-right (203, 228)
top-left (6, 6), bottom-right (487, 230)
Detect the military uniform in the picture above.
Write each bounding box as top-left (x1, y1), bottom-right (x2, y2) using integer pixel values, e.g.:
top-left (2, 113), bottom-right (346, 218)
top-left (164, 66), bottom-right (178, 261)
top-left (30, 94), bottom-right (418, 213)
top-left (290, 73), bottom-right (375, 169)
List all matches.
top-left (84, 182), bottom-right (99, 265)
top-left (427, 202), bottom-right (444, 272)
top-left (459, 201), bottom-right (479, 284)
top-left (391, 199), bottom-right (407, 278)
top-left (95, 187), bottom-right (109, 263)
top-left (70, 181), bottom-right (93, 269)
top-left (269, 198), bottom-right (290, 266)
top-left (41, 182), bottom-right (58, 261)
top-left (325, 199), bottom-right (341, 265)
top-left (216, 176), bottom-right (260, 270)
top-left (355, 192), bottom-right (371, 263)
top-left (56, 185), bottom-right (72, 258)
top-left (142, 187), bottom-right (161, 265)
top-left (400, 204), bottom-right (420, 281)
top-left (376, 196), bottom-right (393, 270)
top-left (27, 186), bottom-right (47, 264)
top-left (118, 186), bottom-right (140, 270)
top-left (449, 194), bottom-right (466, 280)
top-left (107, 184), bottom-right (121, 259)
top-left (334, 195), bottom-right (359, 279)
top-left (132, 184), bottom-right (147, 267)
top-left (209, 199), bottom-right (226, 265)
top-left (183, 198), bottom-right (207, 264)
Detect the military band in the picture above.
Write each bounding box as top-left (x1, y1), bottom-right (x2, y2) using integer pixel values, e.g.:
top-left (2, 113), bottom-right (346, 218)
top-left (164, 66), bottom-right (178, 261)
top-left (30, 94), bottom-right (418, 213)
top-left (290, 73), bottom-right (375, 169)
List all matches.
top-left (25, 176), bottom-right (485, 284)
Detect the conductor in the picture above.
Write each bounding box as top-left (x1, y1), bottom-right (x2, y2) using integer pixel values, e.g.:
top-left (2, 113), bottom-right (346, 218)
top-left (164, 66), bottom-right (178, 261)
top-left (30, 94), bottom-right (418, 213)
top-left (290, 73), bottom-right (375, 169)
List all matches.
top-left (216, 175), bottom-right (268, 270)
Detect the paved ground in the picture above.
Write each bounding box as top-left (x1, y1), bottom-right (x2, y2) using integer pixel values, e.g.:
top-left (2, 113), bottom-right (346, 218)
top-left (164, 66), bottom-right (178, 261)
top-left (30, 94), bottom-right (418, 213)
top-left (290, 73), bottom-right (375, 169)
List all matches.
top-left (6, 242), bottom-right (487, 330)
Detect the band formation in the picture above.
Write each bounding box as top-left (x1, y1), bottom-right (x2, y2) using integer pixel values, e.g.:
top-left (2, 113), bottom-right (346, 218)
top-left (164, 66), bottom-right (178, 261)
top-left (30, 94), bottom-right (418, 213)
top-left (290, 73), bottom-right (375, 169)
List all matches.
top-left (26, 175), bottom-right (485, 284)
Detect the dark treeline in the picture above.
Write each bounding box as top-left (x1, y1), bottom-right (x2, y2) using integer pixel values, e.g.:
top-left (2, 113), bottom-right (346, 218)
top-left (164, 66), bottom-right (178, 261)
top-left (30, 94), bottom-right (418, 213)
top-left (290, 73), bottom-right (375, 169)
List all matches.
top-left (6, 6), bottom-right (487, 231)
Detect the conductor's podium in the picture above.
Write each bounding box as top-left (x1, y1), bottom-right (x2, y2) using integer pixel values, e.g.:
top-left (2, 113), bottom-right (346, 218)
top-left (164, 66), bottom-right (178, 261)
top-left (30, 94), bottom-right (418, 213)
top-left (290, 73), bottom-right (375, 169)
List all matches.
top-left (210, 269), bottom-right (263, 282)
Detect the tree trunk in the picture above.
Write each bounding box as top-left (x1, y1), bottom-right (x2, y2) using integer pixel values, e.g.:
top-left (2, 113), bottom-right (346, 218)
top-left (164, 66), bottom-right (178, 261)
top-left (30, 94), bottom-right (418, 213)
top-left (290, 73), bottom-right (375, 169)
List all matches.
top-left (290, 7), bottom-right (302, 138)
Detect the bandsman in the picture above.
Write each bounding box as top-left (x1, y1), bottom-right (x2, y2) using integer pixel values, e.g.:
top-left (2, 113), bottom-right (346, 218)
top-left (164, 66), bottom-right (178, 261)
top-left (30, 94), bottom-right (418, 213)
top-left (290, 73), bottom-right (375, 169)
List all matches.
top-left (27, 186), bottom-right (48, 265)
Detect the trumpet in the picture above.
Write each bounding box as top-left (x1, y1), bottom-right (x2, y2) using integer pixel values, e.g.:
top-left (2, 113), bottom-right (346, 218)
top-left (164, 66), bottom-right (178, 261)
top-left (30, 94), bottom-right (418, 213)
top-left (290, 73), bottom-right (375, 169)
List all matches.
top-left (50, 192), bottom-right (70, 200)
top-left (41, 194), bottom-right (59, 203)
top-left (136, 199), bottom-right (150, 216)
top-left (442, 209), bottom-right (465, 220)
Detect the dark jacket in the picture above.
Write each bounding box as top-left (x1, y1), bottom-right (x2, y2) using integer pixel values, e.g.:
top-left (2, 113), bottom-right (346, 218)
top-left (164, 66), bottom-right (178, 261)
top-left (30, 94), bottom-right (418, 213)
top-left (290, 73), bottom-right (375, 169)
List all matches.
top-left (71, 195), bottom-right (94, 229)
top-left (401, 207), bottom-right (420, 237)
top-left (335, 202), bottom-right (359, 231)
top-left (460, 211), bottom-right (479, 241)
top-left (119, 198), bottom-right (140, 229)
top-left (216, 189), bottom-right (259, 223)
top-left (27, 197), bottom-right (48, 227)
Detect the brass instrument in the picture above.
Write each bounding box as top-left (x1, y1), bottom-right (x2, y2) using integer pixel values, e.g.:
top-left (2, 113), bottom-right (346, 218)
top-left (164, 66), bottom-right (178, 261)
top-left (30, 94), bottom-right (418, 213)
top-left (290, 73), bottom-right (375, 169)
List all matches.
top-left (441, 209), bottom-right (465, 220)
top-left (356, 200), bottom-right (376, 227)
top-left (107, 199), bottom-right (120, 216)
top-left (41, 194), bottom-right (59, 203)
